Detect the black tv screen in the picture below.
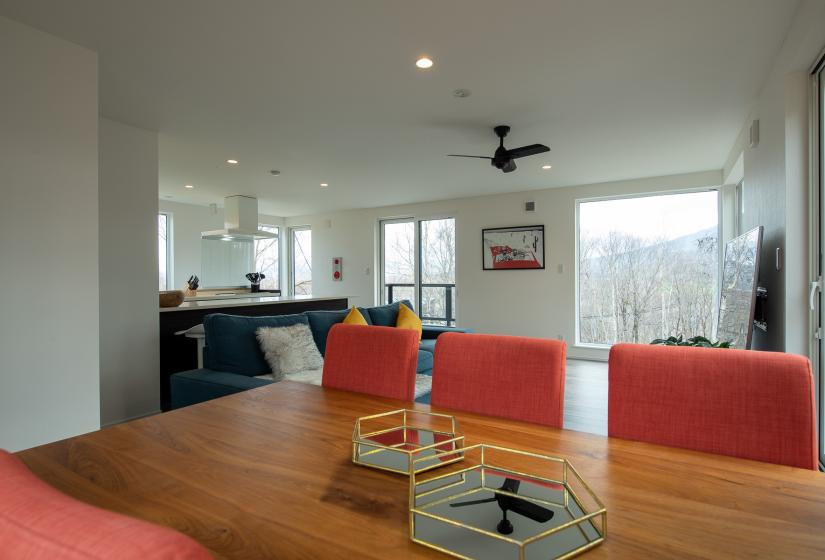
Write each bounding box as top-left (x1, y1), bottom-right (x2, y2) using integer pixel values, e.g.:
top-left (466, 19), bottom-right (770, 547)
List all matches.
top-left (715, 226), bottom-right (763, 349)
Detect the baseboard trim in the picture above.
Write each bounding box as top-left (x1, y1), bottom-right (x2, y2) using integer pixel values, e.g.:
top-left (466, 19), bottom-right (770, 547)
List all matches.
top-left (102, 409), bottom-right (162, 429)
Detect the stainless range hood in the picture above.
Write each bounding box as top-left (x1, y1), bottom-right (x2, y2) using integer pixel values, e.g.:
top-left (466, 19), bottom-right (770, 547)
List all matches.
top-left (201, 195), bottom-right (277, 240)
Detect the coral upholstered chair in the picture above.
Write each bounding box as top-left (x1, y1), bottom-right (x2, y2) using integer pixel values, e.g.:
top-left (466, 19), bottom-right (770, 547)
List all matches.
top-left (0, 450), bottom-right (211, 559)
top-left (322, 324), bottom-right (419, 400)
top-left (431, 333), bottom-right (566, 427)
top-left (608, 344), bottom-right (818, 470)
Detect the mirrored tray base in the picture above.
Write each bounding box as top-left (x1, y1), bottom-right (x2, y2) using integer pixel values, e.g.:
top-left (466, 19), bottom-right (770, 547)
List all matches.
top-left (410, 444), bottom-right (606, 560)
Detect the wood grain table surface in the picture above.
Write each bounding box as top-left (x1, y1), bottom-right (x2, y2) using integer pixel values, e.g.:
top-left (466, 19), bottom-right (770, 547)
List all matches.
top-left (16, 381), bottom-right (825, 559)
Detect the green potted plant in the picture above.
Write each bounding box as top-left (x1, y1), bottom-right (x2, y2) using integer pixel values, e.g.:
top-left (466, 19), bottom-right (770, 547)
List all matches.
top-left (650, 335), bottom-right (731, 348)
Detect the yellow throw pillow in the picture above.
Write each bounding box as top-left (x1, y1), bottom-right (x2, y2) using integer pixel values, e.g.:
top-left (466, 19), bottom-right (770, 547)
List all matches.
top-left (343, 306), bottom-right (368, 325)
top-left (396, 303), bottom-right (422, 339)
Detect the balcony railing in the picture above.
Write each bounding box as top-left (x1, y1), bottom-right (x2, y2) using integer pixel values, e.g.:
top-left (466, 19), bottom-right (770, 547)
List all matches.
top-left (385, 283), bottom-right (456, 326)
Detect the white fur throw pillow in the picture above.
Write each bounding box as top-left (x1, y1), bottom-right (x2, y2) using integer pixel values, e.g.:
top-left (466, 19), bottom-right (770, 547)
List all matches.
top-left (256, 323), bottom-right (323, 379)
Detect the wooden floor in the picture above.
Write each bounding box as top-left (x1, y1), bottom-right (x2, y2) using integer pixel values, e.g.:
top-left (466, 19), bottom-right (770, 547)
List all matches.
top-left (563, 359), bottom-right (608, 435)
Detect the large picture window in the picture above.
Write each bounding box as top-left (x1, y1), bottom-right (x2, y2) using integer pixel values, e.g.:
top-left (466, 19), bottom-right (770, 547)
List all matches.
top-left (380, 217), bottom-right (456, 325)
top-left (576, 190), bottom-right (719, 346)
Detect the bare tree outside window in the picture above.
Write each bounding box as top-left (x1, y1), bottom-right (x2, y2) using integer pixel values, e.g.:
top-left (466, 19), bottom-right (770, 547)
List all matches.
top-left (382, 220), bottom-right (415, 304)
top-left (420, 218), bottom-right (456, 325)
top-left (578, 191), bottom-right (719, 345)
top-left (291, 227), bottom-right (312, 295)
top-left (254, 225), bottom-right (279, 291)
top-left (158, 213), bottom-right (169, 290)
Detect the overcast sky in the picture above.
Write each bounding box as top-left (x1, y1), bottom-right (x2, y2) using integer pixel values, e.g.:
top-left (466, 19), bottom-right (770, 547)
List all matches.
top-left (579, 190), bottom-right (718, 240)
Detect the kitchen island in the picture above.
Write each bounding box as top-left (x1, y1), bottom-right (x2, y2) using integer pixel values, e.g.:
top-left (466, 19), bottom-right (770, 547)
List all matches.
top-left (159, 295), bottom-right (348, 410)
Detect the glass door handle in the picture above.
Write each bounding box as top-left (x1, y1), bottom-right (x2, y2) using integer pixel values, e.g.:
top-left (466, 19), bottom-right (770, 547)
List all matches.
top-left (810, 276), bottom-right (822, 311)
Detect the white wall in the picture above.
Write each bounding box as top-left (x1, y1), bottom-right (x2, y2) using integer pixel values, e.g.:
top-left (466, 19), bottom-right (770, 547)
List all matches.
top-left (0, 16), bottom-right (100, 451)
top-left (99, 118), bottom-right (160, 426)
top-left (285, 170), bottom-right (722, 360)
top-left (159, 199), bottom-right (284, 289)
top-left (722, 0), bottom-right (825, 354)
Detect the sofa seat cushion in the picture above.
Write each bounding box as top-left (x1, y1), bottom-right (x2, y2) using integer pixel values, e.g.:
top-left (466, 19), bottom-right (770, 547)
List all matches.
top-left (419, 339), bottom-right (437, 355)
top-left (0, 451), bottom-right (211, 559)
top-left (417, 348), bottom-right (434, 374)
top-left (305, 308), bottom-right (373, 355)
top-left (204, 312), bottom-right (308, 376)
top-left (171, 368), bottom-right (274, 409)
top-left (367, 300), bottom-right (414, 327)
top-left (257, 369), bottom-right (433, 400)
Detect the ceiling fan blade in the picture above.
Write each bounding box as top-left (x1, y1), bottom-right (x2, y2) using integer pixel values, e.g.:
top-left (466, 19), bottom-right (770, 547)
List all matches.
top-left (449, 497), bottom-right (498, 508)
top-left (447, 154), bottom-right (493, 159)
top-left (507, 144), bottom-right (550, 159)
top-left (502, 160), bottom-right (517, 173)
top-left (507, 498), bottom-right (555, 523)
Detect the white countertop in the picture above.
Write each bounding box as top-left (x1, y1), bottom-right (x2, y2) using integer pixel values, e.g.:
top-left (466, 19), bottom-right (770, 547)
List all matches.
top-left (160, 295), bottom-right (349, 313)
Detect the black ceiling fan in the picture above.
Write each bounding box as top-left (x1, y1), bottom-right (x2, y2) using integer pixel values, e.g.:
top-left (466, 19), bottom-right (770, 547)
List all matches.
top-left (448, 125), bottom-right (550, 173)
top-left (449, 478), bottom-right (555, 535)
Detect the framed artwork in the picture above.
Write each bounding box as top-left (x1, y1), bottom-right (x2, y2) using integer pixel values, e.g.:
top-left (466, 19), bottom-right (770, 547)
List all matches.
top-left (482, 225), bottom-right (545, 270)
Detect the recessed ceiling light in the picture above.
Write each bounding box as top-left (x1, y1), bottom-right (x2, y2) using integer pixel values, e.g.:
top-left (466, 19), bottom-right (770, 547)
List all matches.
top-left (226, 159), bottom-right (239, 165)
top-left (542, 165), bottom-right (553, 170)
top-left (185, 184), bottom-right (194, 189)
top-left (320, 183), bottom-right (329, 188)
top-left (415, 57), bottom-right (434, 69)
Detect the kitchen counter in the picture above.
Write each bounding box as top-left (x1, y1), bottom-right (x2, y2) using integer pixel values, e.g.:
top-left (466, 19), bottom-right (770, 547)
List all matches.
top-left (160, 295), bottom-right (347, 312)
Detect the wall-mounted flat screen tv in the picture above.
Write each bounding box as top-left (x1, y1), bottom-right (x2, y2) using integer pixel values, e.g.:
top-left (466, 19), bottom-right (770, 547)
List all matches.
top-left (715, 226), bottom-right (763, 349)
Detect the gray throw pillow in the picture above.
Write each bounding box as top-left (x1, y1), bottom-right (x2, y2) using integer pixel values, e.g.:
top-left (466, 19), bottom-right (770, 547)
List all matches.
top-left (256, 323), bottom-right (324, 379)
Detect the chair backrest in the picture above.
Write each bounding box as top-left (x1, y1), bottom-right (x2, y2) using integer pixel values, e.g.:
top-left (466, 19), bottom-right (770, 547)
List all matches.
top-left (431, 333), bottom-right (566, 427)
top-left (608, 344), bottom-right (818, 470)
top-left (322, 324), bottom-right (419, 400)
top-left (0, 450), bottom-right (211, 559)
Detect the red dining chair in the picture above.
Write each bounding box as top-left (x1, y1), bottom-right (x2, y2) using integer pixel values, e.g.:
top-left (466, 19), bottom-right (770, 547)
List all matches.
top-left (322, 324), bottom-right (419, 401)
top-left (608, 344), bottom-right (818, 470)
top-left (431, 333), bottom-right (567, 427)
top-left (0, 450), bottom-right (212, 559)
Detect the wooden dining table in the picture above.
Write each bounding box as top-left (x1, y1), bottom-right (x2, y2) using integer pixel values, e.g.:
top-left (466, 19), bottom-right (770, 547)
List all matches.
top-left (16, 381), bottom-right (825, 559)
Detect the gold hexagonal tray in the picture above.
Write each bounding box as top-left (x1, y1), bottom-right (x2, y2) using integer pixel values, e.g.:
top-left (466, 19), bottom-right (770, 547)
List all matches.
top-left (352, 409), bottom-right (464, 475)
top-left (410, 444), bottom-right (606, 560)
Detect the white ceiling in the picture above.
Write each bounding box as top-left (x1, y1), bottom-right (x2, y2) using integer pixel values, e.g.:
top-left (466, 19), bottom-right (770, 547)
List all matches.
top-left (0, 0), bottom-right (799, 216)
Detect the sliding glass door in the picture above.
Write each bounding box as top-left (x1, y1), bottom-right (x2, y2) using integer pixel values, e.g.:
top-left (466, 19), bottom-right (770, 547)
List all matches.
top-left (813, 53), bottom-right (825, 469)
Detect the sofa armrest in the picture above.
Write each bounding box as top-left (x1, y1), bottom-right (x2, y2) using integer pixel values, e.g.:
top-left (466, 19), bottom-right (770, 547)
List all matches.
top-left (421, 325), bottom-right (472, 340)
top-left (170, 368), bottom-right (273, 409)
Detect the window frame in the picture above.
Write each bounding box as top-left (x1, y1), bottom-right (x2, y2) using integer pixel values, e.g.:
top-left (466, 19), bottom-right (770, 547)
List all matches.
top-left (378, 214), bottom-right (457, 326)
top-left (573, 187), bottom-right (722, 349)
top-left (158, 212), bottom-right (173, 291)
top-left (379, 217), bottom-right (417, 309)
top-left (288, 225), bottom-right (312, 296)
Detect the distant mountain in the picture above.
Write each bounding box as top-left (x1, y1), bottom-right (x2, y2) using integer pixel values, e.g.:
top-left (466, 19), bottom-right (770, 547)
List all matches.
top-left (583, 226), bottom-right (717, 265)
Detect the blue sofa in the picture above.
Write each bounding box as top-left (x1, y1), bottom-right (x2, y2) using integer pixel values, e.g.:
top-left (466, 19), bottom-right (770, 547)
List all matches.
top-left (170, 300), bottom-right (467, 409)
